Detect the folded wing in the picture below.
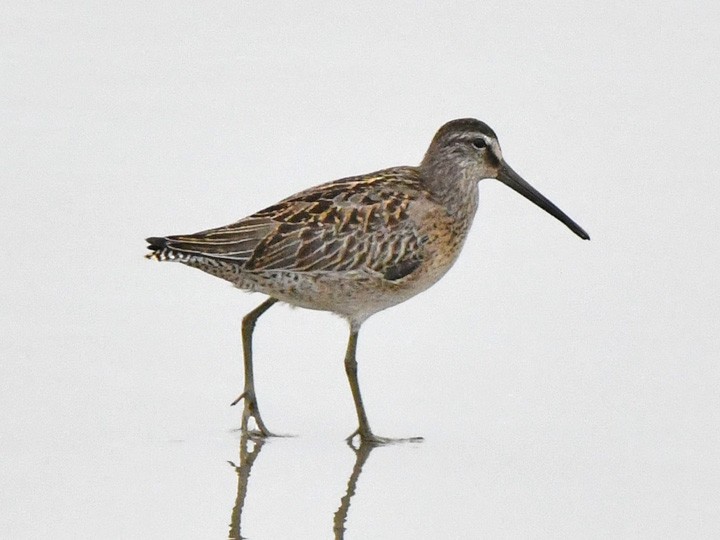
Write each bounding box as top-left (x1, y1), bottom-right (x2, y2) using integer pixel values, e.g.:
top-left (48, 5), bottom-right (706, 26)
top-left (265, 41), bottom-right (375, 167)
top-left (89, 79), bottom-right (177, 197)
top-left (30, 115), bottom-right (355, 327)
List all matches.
top-left (146, 167), bottom-right (430, 279)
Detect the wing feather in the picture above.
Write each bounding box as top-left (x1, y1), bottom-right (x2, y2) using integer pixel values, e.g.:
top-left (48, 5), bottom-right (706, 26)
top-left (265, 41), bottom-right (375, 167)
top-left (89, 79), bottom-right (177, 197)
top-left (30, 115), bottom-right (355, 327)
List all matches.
top-left (151, 167), bottom-right (431, 279)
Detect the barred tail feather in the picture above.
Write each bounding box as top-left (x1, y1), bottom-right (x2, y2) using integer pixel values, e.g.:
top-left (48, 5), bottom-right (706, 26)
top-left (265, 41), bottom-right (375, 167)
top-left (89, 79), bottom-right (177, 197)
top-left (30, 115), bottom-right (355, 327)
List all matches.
top-left (145, 237), bottom-right (177, 261)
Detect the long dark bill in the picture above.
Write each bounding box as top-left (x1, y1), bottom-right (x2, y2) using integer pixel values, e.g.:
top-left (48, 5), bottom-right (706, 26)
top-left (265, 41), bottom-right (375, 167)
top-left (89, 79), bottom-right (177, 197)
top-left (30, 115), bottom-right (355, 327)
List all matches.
top-left (497, 163), bottom-right (590, 240)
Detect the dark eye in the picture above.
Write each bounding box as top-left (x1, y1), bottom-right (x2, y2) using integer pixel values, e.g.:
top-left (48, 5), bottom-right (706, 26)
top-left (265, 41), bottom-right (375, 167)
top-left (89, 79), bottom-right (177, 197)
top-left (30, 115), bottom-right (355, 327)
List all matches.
top-left (471, 138), bottom-right (487, 149)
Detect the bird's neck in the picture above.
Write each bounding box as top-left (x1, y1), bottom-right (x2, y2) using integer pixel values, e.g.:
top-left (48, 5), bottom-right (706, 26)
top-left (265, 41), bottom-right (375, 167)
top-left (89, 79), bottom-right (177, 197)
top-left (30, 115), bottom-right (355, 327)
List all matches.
top-left (420, 163), bottom-right (480, 219)
top-left (444, 179), bottom-right (480, 230)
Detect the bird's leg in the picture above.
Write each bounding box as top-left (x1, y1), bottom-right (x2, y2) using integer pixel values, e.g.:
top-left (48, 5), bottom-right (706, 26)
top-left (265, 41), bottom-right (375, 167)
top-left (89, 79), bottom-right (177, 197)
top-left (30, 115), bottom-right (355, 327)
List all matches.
top-left (231, 297), bottom-right (278, 437)
top-left (343, 325), bottom-right (425, 446)
top-left (343, 327), bottom-right (386, 445)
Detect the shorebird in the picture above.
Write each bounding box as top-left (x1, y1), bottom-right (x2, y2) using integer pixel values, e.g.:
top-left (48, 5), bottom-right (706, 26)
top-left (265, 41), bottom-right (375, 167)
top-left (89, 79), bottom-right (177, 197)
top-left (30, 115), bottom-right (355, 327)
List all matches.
top-left (146, 118), bottom-right (589, 444)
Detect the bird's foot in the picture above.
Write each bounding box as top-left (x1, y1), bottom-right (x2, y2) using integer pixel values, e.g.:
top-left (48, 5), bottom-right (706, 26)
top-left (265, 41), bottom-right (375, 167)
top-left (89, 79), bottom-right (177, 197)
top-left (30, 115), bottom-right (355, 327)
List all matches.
top-left (231, 390), bottom-right (277, 439)
top-left (345, 427), bottom-right (424, 447)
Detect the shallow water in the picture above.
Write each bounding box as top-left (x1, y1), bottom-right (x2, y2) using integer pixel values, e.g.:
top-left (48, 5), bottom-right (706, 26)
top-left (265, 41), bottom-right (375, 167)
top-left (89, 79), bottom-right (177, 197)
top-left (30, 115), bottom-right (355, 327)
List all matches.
top-left (2, 383), bottom-right (715, 538)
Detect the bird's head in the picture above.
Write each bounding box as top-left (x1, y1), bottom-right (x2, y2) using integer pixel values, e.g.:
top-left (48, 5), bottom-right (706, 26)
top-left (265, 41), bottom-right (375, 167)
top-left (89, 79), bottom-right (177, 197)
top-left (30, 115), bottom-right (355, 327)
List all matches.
top-left (421, 118), bottom-right (589, 240)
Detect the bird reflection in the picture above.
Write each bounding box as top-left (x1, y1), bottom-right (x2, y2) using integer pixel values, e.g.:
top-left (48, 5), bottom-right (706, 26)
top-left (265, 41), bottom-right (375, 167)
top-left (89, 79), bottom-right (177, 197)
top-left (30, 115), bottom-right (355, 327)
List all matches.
top-left (227, 435), bottom-right (378, 539)
top-left (228, 433), bottom-right (266, 539)
top-left (333, 440), bottom-right (375, 539)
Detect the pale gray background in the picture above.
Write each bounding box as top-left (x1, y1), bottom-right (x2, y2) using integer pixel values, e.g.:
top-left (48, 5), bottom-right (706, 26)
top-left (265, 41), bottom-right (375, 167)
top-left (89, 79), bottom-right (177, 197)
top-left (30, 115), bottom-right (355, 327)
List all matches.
top-left (2, 1), bottom-right (719, 538)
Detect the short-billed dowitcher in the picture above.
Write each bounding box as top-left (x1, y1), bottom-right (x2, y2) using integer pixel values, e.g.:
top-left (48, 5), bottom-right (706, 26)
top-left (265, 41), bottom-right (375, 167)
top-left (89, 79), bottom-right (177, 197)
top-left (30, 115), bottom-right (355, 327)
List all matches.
top-left (146, 118), bottom-right (589, 444)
